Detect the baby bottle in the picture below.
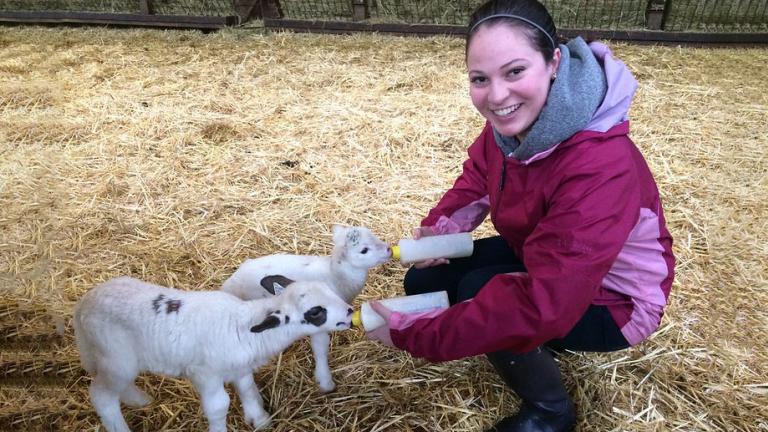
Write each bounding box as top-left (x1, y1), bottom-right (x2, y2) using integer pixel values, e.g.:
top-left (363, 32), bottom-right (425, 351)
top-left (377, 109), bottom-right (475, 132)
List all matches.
top-left (352, 291), bottom-right (450, 332)
top-left (392, 232), bottom-right (473, 264)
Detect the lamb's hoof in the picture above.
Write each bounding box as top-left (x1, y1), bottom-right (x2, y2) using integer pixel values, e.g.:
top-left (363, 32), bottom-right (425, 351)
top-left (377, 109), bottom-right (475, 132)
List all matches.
top-left (245, 412), bottom-right (271, 430)
top-left (121, 388), bottom-right (153, 407)
top-left (318, 380), bottom-right (336, 394)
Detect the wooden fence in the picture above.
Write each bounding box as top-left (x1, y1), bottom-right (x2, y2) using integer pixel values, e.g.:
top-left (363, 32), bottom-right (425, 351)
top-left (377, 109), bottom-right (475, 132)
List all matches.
top-left (0, 0), bottom-right (766, 43)
top-left (0, 0), bottom-right (239, 29)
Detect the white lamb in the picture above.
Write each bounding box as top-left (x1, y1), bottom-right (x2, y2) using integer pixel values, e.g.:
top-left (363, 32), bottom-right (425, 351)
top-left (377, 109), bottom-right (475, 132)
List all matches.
top-left (221, 224), bottom-right (391, 392)
top-left (74, 276), bottom-right (353, 432)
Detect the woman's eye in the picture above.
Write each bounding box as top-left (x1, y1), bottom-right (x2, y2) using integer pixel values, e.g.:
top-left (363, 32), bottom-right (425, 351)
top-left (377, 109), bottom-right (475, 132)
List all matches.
top-left (470, 76), bottom-right (487, 85)
top-left (508, 68), bottom-right (524, 77)
top-left (360, 247), bottom-right (369, 254)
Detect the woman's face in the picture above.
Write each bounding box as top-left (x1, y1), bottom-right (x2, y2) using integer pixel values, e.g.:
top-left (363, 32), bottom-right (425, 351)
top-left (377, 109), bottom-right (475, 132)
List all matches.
top-left (467, 24), bottom-right (560, 141)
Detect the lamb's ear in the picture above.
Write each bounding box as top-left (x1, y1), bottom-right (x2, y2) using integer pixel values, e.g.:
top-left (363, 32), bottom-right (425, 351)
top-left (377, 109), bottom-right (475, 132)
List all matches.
top-left (332, 224), bottom-right (348, 245)
top-left (250, 315), bottom-right (281, 333)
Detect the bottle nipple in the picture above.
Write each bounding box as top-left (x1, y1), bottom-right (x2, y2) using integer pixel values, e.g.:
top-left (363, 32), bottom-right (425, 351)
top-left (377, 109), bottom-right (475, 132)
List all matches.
top-left (391, 245), bottom-right (401, 260)
top-left (352, 309), bottom-right (362, 327)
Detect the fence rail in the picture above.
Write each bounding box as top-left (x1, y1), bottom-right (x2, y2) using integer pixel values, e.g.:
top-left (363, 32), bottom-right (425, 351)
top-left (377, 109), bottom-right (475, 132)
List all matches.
top-left (0, 0), bottom-right (240, 29)
top-left (0, 0), bottom-right (766, 42)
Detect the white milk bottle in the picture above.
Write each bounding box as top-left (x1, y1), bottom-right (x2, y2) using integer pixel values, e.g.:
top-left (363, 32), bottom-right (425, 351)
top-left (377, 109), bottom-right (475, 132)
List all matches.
top-left (392, 232), bottom-right (473, 264)
top-left (352, 291), bottom-right (450, 332)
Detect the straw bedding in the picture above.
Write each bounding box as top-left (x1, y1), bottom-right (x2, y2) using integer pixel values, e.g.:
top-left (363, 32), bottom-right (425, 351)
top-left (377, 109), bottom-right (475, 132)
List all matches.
top-left (0, 26), bottom-right (766, 431)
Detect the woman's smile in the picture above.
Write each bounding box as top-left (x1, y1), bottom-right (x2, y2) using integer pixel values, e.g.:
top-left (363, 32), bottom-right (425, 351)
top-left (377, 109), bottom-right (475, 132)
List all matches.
top-left (492, 103), bottom-right (522, 117)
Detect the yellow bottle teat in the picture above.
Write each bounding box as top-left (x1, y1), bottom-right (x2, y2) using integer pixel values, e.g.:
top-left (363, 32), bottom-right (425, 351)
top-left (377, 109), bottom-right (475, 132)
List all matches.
top-left (352, 309), bottom-right (362, 327)
top-left (391, 245), bottom-right (401, 260)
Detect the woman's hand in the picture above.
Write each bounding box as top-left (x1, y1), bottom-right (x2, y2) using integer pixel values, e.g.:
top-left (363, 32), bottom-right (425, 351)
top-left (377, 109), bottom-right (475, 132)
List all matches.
top-left (410, 227), bottom-right (450, 269)
top-left (364, 301), bottom-right (395, 348)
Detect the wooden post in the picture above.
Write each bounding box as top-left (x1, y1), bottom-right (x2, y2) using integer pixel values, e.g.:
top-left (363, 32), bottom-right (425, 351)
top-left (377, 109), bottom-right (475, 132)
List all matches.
top-left (645, 0), bottom-right (669, 30)
top-left (233, 0), bottom-right (257, 19)
top-left (233, 0), bottom-right (282, 20)
top-left (260, 0), bottom-right (283, 19)
top-left (140, 0), bottom-right (154, 15)
top-left (352, 0), bottom-right (369, 21)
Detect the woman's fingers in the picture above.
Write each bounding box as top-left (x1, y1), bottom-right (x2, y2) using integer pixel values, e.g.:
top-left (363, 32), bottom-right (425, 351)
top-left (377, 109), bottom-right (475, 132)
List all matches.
top-left (413, 258), bottom-right (449, 269)
top-left (412, 226), bottom-right (435, 240)
top-left (369, 300), bottom-right (393, 320)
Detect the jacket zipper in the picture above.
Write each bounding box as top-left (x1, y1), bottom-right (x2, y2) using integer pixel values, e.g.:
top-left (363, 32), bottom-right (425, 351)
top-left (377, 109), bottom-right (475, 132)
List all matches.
top-left (499, 157), bottom-right (507, 191)
top-left (494, 150), bottom-right (507, 215)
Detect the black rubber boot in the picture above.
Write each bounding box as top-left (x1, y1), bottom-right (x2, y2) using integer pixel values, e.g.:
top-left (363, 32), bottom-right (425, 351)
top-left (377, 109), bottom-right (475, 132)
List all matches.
top-left (485, 348), bottom-right (576, 432)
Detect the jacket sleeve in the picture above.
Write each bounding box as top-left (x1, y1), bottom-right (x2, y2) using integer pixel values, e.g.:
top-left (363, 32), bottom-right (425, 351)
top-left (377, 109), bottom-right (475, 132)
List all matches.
top-left (421, 124), bottom-right (493, 234)
top-left (390, 137), bottom-right (642, 361)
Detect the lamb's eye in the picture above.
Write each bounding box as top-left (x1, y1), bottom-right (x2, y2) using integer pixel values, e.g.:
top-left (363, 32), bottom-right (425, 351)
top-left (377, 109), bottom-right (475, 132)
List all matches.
top-left (360, 247), bottom-right (369, 254)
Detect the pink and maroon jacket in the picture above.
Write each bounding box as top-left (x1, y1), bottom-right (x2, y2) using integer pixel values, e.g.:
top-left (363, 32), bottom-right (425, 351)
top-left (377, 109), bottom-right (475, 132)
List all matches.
top-left (389, 42), bottom-right (675, 362)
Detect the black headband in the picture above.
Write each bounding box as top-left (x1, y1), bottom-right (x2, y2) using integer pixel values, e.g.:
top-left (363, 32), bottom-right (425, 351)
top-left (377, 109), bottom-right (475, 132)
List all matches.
top-left (470, 14), bottom-right (556, 49)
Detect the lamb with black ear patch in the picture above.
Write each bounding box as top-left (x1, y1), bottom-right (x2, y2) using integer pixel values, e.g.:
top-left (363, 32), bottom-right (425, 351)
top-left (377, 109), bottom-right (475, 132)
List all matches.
top-left (221, 224), bottom-right (390, 393)
top-left (74, 277), bottom-right (352, 432)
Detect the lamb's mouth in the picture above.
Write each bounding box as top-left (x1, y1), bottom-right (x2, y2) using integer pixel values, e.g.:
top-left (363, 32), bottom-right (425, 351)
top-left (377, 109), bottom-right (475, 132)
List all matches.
top-left (492, 103), bottom-right (522, 117)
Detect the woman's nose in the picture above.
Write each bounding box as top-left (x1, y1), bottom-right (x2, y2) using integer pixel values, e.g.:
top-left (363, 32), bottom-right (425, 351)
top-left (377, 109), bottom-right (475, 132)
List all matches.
top-left (488, 80), bottom-right (508, 105)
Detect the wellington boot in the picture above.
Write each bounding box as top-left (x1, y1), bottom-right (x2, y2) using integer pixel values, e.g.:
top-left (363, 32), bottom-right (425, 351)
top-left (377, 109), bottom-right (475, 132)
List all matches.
top-left (485, 348), bottom-right (576, 432)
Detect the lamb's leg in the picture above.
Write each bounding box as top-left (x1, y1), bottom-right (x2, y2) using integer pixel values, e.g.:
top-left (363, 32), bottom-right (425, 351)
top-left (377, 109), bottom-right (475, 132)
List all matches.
top-left (119, 383), bottom-right (152, 407)
top-left (191, 374), bottom-right (230, 432)
top-left (89, 373), bottom-right (132, 432)
top-left (233, 373), bottom-right (271, 430)
top-left (309, 332), bottom-right (335, 393)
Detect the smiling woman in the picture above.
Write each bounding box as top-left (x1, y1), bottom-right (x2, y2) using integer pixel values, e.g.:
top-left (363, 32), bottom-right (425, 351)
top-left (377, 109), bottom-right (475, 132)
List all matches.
top-left (364, 1), bottom-right (676, 431)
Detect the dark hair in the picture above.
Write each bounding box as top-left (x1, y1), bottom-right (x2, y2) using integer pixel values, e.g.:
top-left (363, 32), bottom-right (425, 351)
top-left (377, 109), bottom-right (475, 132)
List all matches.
top-left (466, 0), bottom-right (559, 62)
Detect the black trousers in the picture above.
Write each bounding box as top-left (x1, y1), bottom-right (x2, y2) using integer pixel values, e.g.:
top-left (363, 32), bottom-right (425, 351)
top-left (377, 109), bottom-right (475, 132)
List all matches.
top-left (403, 236), bottom-right (629, 353)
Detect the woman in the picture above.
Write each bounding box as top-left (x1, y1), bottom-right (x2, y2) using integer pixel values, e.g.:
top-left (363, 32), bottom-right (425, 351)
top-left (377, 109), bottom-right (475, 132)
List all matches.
top-left (366, 1), bottom-right (675, 431)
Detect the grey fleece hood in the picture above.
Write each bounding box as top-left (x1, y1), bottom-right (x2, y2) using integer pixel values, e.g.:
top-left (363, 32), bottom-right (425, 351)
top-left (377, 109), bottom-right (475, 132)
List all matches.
top-left (493, 37), bottom-right (607, 162)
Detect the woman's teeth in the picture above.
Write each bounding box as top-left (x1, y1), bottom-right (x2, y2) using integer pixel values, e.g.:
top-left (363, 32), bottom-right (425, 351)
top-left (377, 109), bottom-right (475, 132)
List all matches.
top-left (493, 104), bottom-right (521, 116)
